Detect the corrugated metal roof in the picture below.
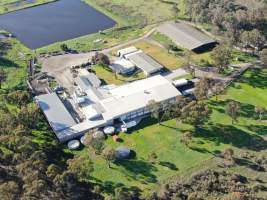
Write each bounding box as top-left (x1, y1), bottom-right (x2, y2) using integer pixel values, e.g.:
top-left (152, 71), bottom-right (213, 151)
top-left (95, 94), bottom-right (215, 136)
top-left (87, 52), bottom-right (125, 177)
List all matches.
top-left (158, 21), bottom-right (216, 50)
top-left (75, 73), bottom-right (101, 91)
top-left (126, 51), bottom-right (163, 75)
top-left (35, 93), bottom-right (77, 132)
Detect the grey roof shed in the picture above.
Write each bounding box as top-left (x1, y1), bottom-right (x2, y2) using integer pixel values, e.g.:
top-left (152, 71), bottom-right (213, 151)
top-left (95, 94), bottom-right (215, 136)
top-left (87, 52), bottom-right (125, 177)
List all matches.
top-left (126, 51), bottom-right (163, 75)
top-left (35, 93), bottom-right (77, 132)
top-left (75, 73), bottom-right (101, 91)
top-left (157, 21), bottom-right (216, 51)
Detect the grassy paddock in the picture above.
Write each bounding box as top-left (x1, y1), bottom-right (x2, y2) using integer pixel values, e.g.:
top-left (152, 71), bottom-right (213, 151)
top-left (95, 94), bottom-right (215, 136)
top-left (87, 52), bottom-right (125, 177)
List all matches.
top-left (75, 68), bottom-right (267, 196)
top-left (37, 26), bottom-right (152, 54)
top-left (0, 37), bottom-right (32, 89)
top-left (92, 64), bottom-right (145, 85)
top-left (83, 0), bottom-right (177, 26)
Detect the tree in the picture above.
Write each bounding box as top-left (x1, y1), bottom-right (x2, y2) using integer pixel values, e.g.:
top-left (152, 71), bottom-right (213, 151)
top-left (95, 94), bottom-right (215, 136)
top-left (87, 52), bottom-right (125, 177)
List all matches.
top-left (225, 101), bottom-right (241, 124)
top-left (6, 90), bottom-right (30, 107)
top-left (222, 148), bottom-right (235, 166)
top-left (180, 101), bottom-right (212, 128)
top-left (250, 29), bottom-right (265, 52)
top-left (147, 100), bottom-right (161, 124)
top-left (46, 164), bottom-right (61, 180)
top-left (148, 151), bottom-right (158, 164)
top-left (180, 131), bottom-right (193, 147)
top-left (60, 43), bottom-right (69, 52)
top-left (91, 52), bottom-right (110, 66)
top-left (194, 78), bottom-right (212, 100)
top-left (259, 49), bottom-right (267, 67)
top-left (211, 44), bottom-right (232, 73)
top-left (83, 134), bottom-right (105, 155)
top-left (67, 154), bottom-right (94, 180)
top-left (211, 81), bottom-right (225, 100)
top-left (0, 68), bottom-right (7, 89)
top-left (102, 146), bottom-right (116, 168)
top-left (114, 187), bottom-right (132, 200)
top-left (0, 181), bottom-right (20, 200)
top-left (255, 106), bottom-right (266, 121)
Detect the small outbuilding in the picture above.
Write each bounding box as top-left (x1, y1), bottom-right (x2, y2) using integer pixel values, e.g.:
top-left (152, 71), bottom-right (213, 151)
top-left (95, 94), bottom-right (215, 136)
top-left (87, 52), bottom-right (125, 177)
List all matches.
top-left (117, 46), bottom-right (138, 58)
top-left (125, 51), bottom-right (164, 76)
top-left (110, 59), bottom-right (136, 75)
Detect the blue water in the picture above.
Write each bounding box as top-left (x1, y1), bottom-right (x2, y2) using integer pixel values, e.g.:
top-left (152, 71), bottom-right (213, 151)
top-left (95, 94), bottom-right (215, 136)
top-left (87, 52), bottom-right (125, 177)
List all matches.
top-left (0, 0), bottom-right (116, 49)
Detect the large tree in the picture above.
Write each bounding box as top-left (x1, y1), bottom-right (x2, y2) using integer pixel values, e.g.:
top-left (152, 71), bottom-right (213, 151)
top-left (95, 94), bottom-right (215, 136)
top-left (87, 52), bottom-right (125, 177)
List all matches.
top-left (180, 101), bottom-right (212, 128)
top-left (0, 68), bottom-right (7, 89)
top-left (225, 101), bottom-right (241, 124)
top-left (260, 49), bottom-right (267, 67)
top-left (102, 146), bottom-right (116, 168)
top-left (194, 78), bottom-right (212, 100)
top-left (211, 44), bottom-right (232, 73)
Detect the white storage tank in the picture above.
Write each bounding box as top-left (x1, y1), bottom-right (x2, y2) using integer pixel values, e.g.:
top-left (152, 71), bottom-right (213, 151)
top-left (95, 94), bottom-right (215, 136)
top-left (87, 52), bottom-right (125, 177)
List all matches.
top-left (172, 79), bottom-right (188, 87)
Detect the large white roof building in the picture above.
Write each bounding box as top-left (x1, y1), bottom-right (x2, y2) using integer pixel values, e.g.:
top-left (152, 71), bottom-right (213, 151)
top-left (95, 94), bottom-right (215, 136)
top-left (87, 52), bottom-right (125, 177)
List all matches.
top-left (37, 75), bottom-right (181, 142)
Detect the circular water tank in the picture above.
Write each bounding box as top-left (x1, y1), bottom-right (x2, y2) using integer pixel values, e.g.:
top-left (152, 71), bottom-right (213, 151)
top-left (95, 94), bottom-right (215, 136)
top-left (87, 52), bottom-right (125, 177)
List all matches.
top-left (116, 146), bottom-right (131, 159)
top-left (68, 140), bottom-right (80, 150)
top-left (103, 126), bottom-right (115, 135)
top-left (80, 135), bottom-right (86, 145)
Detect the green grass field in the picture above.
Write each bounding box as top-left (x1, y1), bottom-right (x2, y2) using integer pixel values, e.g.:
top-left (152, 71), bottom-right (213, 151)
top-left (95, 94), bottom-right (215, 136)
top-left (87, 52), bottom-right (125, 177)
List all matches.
top-left (92, 64), bottom-right (145, 85)
top-left (37, 26), bottom-right (152, 54)
top-left (84, 0), bottom-right (178, 26)
top-left (74, 68), bottom-right (267, 196)
top-left (0, 37), bottom-right (32, 90)
top-left (0, 0), bottom-right (55, 14)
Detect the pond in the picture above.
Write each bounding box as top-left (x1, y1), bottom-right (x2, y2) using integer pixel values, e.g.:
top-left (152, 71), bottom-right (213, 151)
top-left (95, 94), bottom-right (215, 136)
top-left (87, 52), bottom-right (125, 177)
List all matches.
top-left (0, 0), bottom-right (116, 49)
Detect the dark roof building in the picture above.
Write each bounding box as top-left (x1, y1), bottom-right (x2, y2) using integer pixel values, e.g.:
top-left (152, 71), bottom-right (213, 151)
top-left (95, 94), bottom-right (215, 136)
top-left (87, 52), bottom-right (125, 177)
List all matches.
top-left (158, 21), bottom-right (217, 52)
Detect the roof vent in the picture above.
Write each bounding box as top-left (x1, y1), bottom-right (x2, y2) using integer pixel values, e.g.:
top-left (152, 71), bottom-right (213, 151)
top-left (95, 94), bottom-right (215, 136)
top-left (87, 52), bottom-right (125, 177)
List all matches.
top-left (144, 90), bottom-right (150, 94)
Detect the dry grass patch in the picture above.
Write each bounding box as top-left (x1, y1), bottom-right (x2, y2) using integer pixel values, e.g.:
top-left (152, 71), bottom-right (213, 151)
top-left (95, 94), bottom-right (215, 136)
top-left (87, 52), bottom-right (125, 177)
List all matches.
top-left (133, 41), bottom-right (186, 70)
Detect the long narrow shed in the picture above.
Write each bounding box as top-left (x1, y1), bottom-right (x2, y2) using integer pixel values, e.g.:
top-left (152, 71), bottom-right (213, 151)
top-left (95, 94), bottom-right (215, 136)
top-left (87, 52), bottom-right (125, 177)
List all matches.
top-left (35, 93), bottom-right (77, 134)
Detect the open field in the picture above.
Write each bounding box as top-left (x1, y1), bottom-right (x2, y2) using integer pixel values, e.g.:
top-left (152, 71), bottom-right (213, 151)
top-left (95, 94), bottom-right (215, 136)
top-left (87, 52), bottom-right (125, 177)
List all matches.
top-left (84, 0), bottom-right (178, 26)
top-left (0, 37), bottom-right (31, 89)
top-left (0, 0), bottom-right (55, 14)
top-left (36, 26), bottom-right (152, 54)
top-left (71, 68), bottom-right (267, 196)
top-left (92, 65), bottom-right (145, 85)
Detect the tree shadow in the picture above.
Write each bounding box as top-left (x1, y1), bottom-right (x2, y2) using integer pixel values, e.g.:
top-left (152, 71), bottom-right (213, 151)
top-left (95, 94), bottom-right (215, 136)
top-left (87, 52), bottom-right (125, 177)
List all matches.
top-left (0, 57), bottom-right (19, 68)
top-left (0, 41), bottom-right (12, 56)
top-left (158, 161), bottom-right (178, 171)
top-left (235, 158), bottom-right (265, 172)
top-left (194, 124), bottom-right (267, 151)
top-left (114, 158), bottom-right (158, 184)
top-left (238, 68), bottom-right (267, 89)
top-left (245, 124), bottom-right (267, 136)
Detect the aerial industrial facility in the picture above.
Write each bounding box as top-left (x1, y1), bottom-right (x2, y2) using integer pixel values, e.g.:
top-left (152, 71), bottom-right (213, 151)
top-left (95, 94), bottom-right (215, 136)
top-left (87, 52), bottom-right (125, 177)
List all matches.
top-left (35, 73), bottom-right (183, 142)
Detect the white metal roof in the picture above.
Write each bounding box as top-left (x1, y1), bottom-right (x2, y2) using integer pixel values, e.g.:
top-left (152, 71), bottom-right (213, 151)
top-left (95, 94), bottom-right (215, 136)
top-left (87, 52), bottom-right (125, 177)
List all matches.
top-left (117, 46), bottom-right (138, 57)
top-left (125, 51), bottom-right (163, 75)
top-left (112, 59), bottom-right (136, 69)
top-left (35, 93), bottom-right (77, 132)
top-left (100, 75), bottom-right (181, 120)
